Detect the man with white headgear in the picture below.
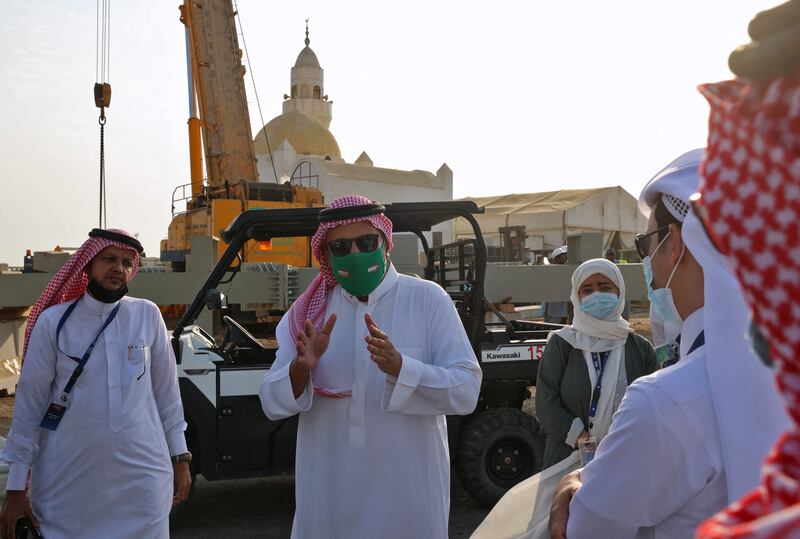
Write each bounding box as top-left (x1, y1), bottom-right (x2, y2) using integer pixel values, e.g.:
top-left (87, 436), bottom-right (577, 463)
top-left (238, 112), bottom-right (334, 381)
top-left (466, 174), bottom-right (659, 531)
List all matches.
top-left (542, 246), bottom-right (570, 324)
top-left (260, 195), bottom-right (481, 539)
top-left (0, 228), bottom-right (190, 539)
top-left (547, 150), bottom-right (787, 539)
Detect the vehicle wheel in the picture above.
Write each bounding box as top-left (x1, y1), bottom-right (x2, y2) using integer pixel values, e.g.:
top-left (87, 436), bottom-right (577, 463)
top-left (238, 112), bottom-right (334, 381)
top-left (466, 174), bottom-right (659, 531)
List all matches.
top-left (456, 407), bottom-right (544, 507)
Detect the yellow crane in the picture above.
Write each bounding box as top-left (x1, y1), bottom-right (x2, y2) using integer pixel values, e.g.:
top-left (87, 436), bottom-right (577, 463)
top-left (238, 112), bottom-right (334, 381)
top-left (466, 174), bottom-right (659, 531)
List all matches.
top-left (161, 0), bottom-right (323, 269)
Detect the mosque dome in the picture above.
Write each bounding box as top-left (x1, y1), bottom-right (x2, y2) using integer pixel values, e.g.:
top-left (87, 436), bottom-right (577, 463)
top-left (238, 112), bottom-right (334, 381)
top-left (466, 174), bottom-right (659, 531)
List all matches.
top-left (254, 111), bottom-right (341, 159)
top-left (295, 46), bottom-right (321, 69)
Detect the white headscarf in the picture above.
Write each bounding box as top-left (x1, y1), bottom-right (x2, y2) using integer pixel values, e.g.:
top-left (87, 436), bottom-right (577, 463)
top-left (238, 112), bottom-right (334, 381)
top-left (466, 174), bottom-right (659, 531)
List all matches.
top-left (683, 210), bottom-right (789, 503)
top-left (552, 258), bottom-right (633, 352)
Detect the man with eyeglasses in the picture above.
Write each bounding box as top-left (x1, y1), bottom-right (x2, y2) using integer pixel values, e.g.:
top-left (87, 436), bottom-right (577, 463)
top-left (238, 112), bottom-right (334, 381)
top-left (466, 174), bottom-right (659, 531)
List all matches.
top-left (0, 229), bottom-right (191, 539)
top-left (259, 195), bottom-right (482, 539)
top-left (547, 150), bottom-right (769, 539)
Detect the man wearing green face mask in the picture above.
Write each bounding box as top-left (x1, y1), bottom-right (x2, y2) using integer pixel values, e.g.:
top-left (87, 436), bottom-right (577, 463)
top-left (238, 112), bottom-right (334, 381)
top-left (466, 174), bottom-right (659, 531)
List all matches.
top-left (259, 195), bottom-right (482, 539)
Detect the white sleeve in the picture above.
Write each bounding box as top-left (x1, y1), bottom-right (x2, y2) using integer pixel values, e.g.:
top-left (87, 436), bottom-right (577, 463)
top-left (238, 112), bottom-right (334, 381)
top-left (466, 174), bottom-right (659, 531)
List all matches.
top-left (381, 291), bottom-right (482, 416)
top-left (259, 317), bottom-right (313, 420)
top-left (2, 315), bottom-right (57, 490)
top-left (148, 305), bottom-right (188, 456)
top-left (567, 384), bottom-right (713, 538)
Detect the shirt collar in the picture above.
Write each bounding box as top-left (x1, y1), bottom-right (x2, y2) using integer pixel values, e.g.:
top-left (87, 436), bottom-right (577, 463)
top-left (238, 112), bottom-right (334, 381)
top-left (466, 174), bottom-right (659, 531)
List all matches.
top-left (82, 291), bottom-right (122, 314)
top-left (340, 263), bottom-right (399, 306)
top-left (680, 306), bottom-right (705, 359)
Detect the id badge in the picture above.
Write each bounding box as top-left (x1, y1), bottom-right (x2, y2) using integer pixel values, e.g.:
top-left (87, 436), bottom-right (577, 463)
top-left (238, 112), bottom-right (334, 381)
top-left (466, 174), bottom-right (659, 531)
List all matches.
top-left (40, 400), bottom-right (69, 431)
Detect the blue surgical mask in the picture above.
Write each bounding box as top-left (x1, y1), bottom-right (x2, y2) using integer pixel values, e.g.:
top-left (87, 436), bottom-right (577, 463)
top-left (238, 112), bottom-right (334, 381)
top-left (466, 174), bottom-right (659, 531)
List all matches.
top-left (580, 292), bottom-right (620, 320)
top-left (643, 231), bottom-right (684, 348)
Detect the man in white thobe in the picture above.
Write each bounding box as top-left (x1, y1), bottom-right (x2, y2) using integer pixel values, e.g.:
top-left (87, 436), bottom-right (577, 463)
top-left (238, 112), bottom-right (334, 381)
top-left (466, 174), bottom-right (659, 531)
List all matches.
top-left (0, 229), bottom-right (191, 539)
top-left (260, 195), bottom-right (482, 539)
top-left (548, 150), bottom-right (787, 538)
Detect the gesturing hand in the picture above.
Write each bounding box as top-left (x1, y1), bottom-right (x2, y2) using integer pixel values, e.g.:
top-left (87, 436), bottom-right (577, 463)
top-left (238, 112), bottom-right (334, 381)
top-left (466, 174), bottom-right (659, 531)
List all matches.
top-left (295, 315), bottom-right (337, 374)
top-left (729, 0), bottom-right (800, 80)
top-left (365, 313), bottom-right (403, 377)
top-left (549, 470), bottom-right (583, 539)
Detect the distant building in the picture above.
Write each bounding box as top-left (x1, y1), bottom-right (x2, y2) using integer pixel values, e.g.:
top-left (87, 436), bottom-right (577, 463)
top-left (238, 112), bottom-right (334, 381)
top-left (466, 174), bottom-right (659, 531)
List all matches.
top-left (456, 187), bottom-right (648, 261)
top-left (252, 24), bottom-right (453, 244)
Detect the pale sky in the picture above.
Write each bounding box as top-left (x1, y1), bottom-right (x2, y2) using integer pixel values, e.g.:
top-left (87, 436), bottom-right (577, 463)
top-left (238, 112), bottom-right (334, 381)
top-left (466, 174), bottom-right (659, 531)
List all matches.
top-left (0, 1), bottom-right (776, 264)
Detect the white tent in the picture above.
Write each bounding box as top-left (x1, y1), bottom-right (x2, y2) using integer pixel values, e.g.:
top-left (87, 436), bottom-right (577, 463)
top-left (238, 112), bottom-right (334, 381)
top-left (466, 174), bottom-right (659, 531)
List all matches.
top-left (456, 186), bottom-right (647, 257)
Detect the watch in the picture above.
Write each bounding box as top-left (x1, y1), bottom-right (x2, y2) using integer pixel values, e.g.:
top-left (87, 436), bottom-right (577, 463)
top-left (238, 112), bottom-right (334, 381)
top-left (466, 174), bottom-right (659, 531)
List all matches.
top-left (171, 452), bottom-right (192, 464)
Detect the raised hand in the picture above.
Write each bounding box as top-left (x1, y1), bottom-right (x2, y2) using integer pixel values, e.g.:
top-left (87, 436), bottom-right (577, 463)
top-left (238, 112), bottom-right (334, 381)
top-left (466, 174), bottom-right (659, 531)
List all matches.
top-left (290, 315), bottom-right (337, 398)
top-left (365, 313), bottom-right (403, 377)
top-left (729, 0), bottom-right (800, 80)
top-left (295, 315), bottom-right (337, 373)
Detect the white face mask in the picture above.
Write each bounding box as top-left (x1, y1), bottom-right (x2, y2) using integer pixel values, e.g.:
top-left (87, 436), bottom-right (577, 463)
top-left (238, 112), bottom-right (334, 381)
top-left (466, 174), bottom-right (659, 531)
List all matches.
top-left (643, 232), bottom-right (685, 361)
top-left (650, 302), bottom-right (680, 365)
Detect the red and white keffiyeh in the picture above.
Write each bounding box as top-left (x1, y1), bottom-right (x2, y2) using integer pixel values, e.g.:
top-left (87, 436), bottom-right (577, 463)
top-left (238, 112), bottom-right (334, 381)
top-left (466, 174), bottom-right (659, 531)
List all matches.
top-left (695, 76), bottom-right (800, 539)
top-left (23, 229), bottom-right (141, 361)
top-left (286, 195), bottom-right (393, 342)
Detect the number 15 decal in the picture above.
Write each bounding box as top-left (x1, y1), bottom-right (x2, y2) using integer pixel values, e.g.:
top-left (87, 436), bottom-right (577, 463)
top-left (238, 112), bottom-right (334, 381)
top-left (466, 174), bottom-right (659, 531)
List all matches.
top-left (528, 346), bottom-right (544, 360)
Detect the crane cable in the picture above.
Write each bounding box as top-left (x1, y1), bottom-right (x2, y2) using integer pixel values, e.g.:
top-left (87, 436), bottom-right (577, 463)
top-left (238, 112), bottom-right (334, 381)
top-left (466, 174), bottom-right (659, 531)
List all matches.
top-left (233, 0), bottom-right (279, 183)
top-left (95, 0), bottom-right (112, 228)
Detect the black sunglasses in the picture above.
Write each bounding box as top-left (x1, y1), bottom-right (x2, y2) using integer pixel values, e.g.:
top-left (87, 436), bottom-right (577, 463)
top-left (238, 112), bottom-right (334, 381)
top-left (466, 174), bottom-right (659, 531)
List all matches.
top-left (327, 234), bottom-right (381, 257)
top-left (634, 226), bottom-right (669, 259)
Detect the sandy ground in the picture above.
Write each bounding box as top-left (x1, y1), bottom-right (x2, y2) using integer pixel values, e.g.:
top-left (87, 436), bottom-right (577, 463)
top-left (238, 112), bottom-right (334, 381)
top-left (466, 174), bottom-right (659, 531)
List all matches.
top-left (0, 397), bottom-right (12, 438)
top-left (0, 396), bottom-right (488, 537)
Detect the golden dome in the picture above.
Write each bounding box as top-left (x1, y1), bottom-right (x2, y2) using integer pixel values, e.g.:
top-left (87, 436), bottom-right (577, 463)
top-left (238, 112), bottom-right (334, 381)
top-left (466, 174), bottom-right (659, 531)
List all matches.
top-left (254, 111), bottom-right (341, 159)
top-left (295, 46), bottom-right (321, 69)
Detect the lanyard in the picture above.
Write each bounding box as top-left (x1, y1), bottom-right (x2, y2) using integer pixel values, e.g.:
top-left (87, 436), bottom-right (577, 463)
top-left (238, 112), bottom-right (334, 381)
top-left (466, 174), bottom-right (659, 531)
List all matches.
top-left (55, 298), bottom-right (121, 401)
top-left (687, 331), bottom-right (705, 356)
top-left (588, 351), bottom-right (610, 419)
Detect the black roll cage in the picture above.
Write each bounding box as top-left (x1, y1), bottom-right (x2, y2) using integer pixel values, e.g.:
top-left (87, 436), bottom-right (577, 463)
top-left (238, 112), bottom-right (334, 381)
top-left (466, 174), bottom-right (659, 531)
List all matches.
top-left (172, 201), bottom-right (487, 361)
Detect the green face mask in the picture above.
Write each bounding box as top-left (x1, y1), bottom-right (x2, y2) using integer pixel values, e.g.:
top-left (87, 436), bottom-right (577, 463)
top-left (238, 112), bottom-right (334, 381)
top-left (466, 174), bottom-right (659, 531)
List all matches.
top-left (330, 245), bottom-right (387, 297)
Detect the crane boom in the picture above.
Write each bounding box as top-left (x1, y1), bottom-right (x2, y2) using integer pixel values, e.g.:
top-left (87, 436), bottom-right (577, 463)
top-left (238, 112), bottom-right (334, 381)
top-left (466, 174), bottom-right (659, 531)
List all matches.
top-left (180, 0), bottom-right (258, 198)
top-left (163, 0), bottom-right (323, 268)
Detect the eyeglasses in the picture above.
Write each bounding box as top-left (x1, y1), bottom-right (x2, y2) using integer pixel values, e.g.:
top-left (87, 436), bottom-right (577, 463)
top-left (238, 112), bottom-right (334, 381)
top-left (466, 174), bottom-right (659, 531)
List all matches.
top-left (634, 227), bottom-right (669, 259)
top-left (327, 234), bottom-right (381, 257)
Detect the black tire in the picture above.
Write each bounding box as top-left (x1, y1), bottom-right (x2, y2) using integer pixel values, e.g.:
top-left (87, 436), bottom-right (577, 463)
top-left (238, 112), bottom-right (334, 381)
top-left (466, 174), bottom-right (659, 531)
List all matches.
top-left (456, 407), bottom-right (544, 507)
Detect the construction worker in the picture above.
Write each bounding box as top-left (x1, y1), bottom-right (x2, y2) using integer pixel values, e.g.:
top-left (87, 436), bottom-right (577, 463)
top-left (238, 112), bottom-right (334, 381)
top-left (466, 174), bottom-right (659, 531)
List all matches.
top-left (542, 246), bottom-right (570, 324)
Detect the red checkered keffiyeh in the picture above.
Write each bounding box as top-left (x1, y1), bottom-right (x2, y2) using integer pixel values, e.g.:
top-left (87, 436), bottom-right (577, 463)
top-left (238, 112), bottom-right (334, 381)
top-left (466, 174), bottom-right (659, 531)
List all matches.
top-left (695, 76), bottom-right (800, 539)
top-left (22, 229), bottom-right (141, 361)
top-left (286, 195), bottom-right (393, 342)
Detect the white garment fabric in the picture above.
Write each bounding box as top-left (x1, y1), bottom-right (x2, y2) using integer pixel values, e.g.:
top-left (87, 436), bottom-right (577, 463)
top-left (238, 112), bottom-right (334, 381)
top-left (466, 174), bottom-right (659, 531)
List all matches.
top-left (471, 452), bottom-right (581, 539)
top-left (638, 149), bottom-right (705, 220)
top-left (260, 265), bottom-right (482, 539)
top-left (568, 309), bottom-right (729, 539)
top-left (472, 346), bottom-right (627, 539)
top-left (564, 345), bottom-right (629, 448)
top-left (683, 211), bottom-right (788, 502)
top-left (3, 293), bottom-right (187, 539)
top-left (553, 258), bottom-right (632, 353)
top-left (580, 345), bottom-right (627, 441)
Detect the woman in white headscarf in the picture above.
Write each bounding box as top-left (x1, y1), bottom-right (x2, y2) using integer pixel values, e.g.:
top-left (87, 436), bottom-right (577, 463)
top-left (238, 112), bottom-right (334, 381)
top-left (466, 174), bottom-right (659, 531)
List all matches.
top-left (471, 259), bottom-right (657, 539)
top-left (536, 258), bottom-right (657, 468)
